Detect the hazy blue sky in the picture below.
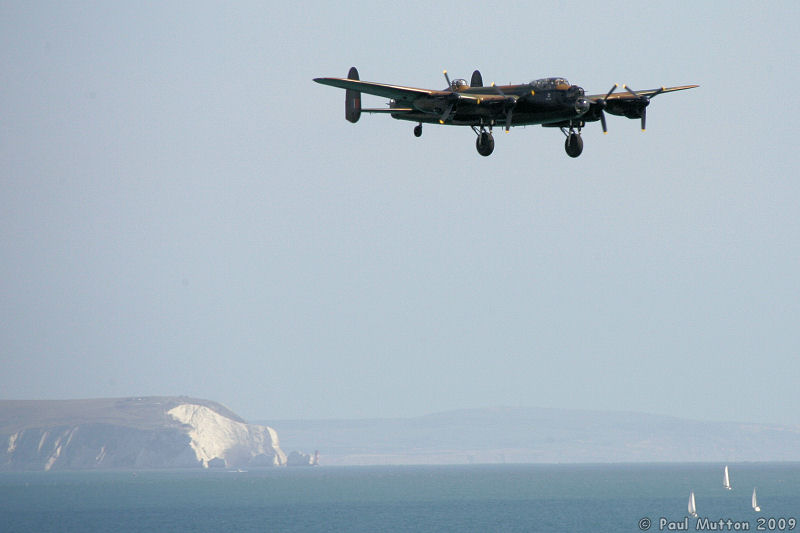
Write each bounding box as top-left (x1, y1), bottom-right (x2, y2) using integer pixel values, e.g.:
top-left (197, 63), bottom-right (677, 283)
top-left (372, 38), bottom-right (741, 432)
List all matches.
top-left (2, 1), bottom-right (798, 424)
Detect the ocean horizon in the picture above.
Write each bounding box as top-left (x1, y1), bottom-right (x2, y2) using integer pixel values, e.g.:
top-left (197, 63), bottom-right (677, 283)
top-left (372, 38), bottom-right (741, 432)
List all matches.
top-left (2, 462), bottom-right (798, 532)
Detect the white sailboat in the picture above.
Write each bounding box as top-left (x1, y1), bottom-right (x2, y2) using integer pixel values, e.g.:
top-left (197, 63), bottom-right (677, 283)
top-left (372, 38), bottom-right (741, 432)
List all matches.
top-left (723, 465), bottom-right (732, 490)
top-left (688, 490), bottom-right (698, 518)
top-left (752, 488), bottom-right (761, 512)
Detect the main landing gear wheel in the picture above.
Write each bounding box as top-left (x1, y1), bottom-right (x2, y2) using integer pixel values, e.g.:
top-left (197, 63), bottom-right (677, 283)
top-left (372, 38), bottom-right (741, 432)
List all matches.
top-left (476, 131), bottom-right (495, 156)
top-left (562, 127), bottom-right (583, 158)
top-left (472, 124), bottom-right (494, 156)
top-left (413, 123), bottom-right (422, 137)
top-left (564, 133), bottom-right (583, 157)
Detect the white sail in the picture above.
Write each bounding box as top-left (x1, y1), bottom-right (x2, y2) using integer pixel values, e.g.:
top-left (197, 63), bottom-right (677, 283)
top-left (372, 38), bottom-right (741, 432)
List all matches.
top-left (688, 491), bottom-right (697, 517)
top-left (752, 488), bottom-right (760, 512)
top-left (723, 465), bottom-right (731, 490)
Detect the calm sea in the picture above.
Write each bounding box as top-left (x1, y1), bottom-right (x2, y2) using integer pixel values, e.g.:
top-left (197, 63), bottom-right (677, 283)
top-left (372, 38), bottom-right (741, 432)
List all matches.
top-left (2, 463), bottom-right (798, 532)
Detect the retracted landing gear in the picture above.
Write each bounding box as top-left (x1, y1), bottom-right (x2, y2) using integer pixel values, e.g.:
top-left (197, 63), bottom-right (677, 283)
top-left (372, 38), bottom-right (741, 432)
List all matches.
top-left (561, 126), bottom-right (583, 158)
top-left (471, 124), bottom-right (494, 156)
top-left (413, 123), bottom-right (422, 137)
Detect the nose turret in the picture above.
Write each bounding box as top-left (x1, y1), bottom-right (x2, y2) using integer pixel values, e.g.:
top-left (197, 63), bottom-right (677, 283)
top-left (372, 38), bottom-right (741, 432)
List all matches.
top-left (567, 85), bottom-right (589, 116)
top-left (575, 97), bottom-right (590, 115)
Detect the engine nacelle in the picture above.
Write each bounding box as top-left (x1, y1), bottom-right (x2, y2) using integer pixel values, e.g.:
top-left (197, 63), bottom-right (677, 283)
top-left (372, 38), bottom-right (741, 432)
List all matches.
top-left (412, 96), bottom-right (451, 115)
top-left (606, 99), bottom-right (648, 119)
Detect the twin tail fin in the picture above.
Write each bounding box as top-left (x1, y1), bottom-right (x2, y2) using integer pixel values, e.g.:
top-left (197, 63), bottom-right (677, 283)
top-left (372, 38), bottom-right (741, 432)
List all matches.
top-left (345, 67), bottom-right (361, 123)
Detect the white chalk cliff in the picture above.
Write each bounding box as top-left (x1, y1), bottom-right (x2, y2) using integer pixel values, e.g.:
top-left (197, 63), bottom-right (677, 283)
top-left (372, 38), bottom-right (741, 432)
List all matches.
top-left (168, 403), bottom-right (286, 468)
top-left (0, 397), bottom-right (287, 471)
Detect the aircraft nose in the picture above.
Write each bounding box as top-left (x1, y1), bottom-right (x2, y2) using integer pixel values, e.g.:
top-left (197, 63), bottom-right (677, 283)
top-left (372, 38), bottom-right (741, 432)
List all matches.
top-left (575, 98), bottom-right (590, 115)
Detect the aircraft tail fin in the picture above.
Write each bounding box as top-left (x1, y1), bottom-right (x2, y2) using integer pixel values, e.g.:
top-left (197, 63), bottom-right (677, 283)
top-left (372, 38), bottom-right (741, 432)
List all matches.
top-left (471, 70), bottom-right (483, 88)
top-left (345, 67), bottom-right (361, 123)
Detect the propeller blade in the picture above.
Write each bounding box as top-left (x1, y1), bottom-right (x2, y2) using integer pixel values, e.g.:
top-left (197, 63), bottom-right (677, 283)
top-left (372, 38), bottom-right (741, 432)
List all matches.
top-left (439, 70), bottom-right (459, 123)
top-left (597, 84), bottom-right (617, 134)
top-left (491, 83), bottom-right (517, 132)
top-left (623, 84), bottom-right (654, 131)
top-left (439, 101), bottom-right (455, 124)
top-left (648, 87), bottom-right (665, 100)
top-left (623, 84), bottom-right (640, 98)
top-left (624, 84), bottom-right (664, 101)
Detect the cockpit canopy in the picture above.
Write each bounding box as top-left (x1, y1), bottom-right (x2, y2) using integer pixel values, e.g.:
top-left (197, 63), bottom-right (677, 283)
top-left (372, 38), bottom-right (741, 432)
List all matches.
top-left (449, 78), bottom-right (469, 91)
top-left (530, 77), bottom-right (570, 90)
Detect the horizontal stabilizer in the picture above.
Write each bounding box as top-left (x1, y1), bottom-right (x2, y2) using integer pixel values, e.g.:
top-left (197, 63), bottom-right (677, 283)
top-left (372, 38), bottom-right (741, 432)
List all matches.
top-left (362, 108), bottom-right (415, 114)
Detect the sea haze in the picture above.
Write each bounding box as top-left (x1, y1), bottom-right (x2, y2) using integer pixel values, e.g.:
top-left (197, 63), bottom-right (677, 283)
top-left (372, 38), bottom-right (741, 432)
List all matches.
top-left (267, 406), bottom-right (800, 465)
top-left (2, 463), bottom-right (798, 533)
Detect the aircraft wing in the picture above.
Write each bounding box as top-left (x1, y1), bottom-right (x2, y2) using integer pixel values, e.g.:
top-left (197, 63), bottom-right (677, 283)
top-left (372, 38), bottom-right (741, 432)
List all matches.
top-left (585, 84), bottom-right (698, 102)
top-left (581, 84), bottom-right (698, 131)
top-left (313, 77), bottom-right (488, 104)
top-left (313, 77), bottom-right (440, 101)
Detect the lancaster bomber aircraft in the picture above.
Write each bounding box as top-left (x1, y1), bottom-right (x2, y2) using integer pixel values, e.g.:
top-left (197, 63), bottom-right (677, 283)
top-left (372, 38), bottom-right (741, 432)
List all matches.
top-left (314, 67), bottom-right (697, 157)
